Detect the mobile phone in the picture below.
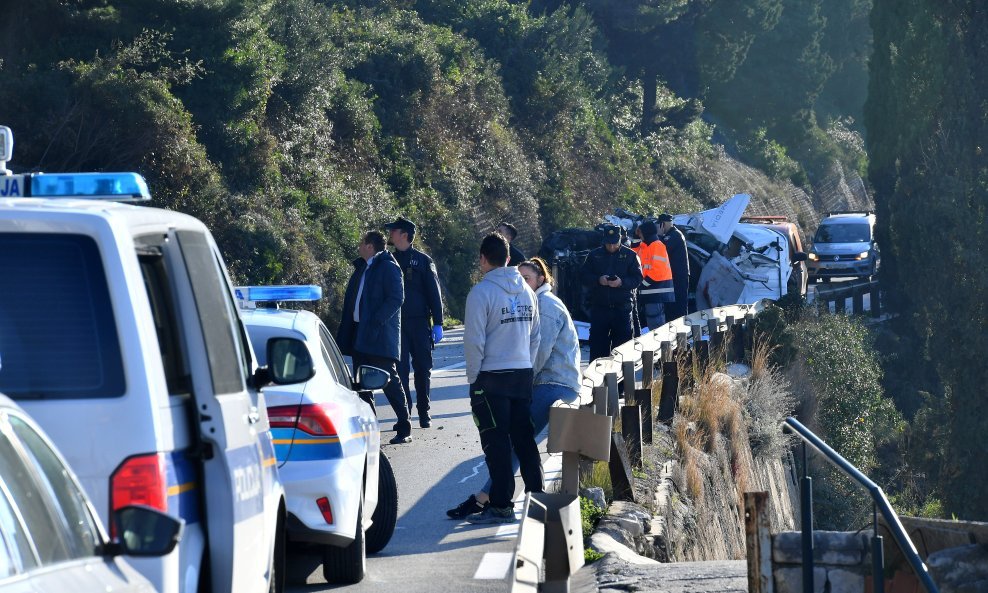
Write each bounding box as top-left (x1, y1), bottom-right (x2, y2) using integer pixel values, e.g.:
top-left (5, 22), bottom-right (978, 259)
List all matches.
top-left (607, 275), bottom-right (618, 281)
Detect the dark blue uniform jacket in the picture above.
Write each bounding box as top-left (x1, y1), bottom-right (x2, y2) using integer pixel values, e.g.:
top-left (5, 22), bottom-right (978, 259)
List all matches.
top-left (393, 247), bottom-right (443, 325)
top-left (580, 246), bottom-right (643, 309)
top-left (337, 251), bottom-right (404, 361)
top-left (660, 227), bottom-right (690, 302)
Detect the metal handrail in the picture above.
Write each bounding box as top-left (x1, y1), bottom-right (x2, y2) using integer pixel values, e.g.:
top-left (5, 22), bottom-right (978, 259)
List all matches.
top-left (784, 417), bottom-right (939, 593)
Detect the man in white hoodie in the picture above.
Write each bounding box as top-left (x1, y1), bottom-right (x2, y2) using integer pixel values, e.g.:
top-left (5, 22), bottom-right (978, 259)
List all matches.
top-left (461, 232), bottom-right (543, 524)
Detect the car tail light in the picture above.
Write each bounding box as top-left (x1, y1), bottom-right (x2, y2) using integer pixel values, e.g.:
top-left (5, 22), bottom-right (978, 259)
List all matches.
top-left (316, 496), bottom-right (334, 524)
top-left (267, 404), bottom-right (338, 436)
top-left (110, 453), bottom-right (167, 535)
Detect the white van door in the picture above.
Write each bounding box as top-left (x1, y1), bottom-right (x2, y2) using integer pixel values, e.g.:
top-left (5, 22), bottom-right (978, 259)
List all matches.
top-left (170, 230), bottom-right (273, 593)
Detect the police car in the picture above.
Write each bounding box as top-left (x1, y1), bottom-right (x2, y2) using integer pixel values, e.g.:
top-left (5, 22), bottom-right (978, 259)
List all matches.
top-left (0, 126), bottom-right (299, 593)
top-left (237, 286), bottom-right (398, 585)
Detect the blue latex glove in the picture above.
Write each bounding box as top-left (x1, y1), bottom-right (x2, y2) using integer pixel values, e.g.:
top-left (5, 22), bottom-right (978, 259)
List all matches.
top-left (432, 325), bottom-right (444, 344)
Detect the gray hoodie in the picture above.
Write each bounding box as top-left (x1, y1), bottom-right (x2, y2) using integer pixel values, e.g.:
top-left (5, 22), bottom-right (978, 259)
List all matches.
top-left (464, 266), bottom-right (541, 384)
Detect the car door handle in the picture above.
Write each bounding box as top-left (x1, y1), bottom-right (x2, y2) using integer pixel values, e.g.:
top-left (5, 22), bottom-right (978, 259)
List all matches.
top-left (248, 406), bottom-right (261, 424)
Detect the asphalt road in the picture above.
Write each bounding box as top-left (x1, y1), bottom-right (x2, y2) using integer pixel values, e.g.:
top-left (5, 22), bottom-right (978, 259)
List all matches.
top-left (287, 327), bottom-right (566, 592)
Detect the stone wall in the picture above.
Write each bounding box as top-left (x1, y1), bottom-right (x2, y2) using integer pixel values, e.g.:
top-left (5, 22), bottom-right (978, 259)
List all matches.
top-left (772, 531), bottom-right (872, 593)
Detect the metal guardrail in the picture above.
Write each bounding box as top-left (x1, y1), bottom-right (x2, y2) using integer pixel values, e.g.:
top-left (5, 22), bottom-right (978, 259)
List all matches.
top-left (813, 278), bottom-right (882, 317)
top-left (509, 300), bottom-right (771, 591)
top-left (783, 417), bottom-right (939, 593)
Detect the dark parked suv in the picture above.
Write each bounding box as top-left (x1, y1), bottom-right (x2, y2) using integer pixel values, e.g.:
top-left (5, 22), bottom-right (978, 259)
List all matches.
top-left (807, 211), bottom-right (880, 282)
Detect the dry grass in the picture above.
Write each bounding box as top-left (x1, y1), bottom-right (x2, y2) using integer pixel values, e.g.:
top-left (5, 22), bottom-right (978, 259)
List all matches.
top-left (580, 460), bottom-right (613, 502)
top-left (750, 330), bottom-right (776, 382)
top-left (672, 352), bottom-right (757, 508)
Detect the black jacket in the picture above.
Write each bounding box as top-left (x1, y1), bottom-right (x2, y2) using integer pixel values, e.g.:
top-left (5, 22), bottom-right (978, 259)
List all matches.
top-left (508, 243), bottom-right (526, 267)
top-left (580, 245), bottom-right (642, 309)
top-left (660, 227), bottom-right (690, 301)
top-left (337, 251), bottom-right (404, 360)
top-left (393, 246), bottom-right (444, 324)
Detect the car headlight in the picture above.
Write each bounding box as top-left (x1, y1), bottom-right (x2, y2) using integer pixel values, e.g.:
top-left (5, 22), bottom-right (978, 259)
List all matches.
top-left (808, 253), bottom-right (818, 261)
top-left (856, 251), bottom-right (870, 260)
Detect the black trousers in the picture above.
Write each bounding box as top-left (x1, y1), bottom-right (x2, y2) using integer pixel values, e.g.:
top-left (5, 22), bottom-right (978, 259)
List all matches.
top-left (589, 305), bottom-right (634, 361)
top-left (398, 316), bottom-right (434, 415)
top-left (470, 369), bottom-right (543, 509)
top-left (351, 350), bottom-right (410, 436)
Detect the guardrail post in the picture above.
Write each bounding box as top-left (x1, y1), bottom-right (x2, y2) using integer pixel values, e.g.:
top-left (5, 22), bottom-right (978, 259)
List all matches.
top-left (658, 359), bottom-right (679, 424)
top-left (725, 316), bottom-right (737, 363)
top-left (871, 502), bottom-right (885, 593)
top-left (744, 491), bottom-right (772, 593)
top-left (853, 288), bottom-right (865, 315)
top-left (609, 432), bottom-right (636, 502)
top-left (622, 360), bottom-right (637, 405)
top-left (692, 324), bottom-right (709, 370)
top-left (605, 372), bottom-right (619, 418)
top-left (621, 360), bottom-right (642, 467)
top-left (640, 349), bottom-right (655, 444)
top-left (800, 441), bottom-right (814, 593)
top-left (661, 340), bottom-right (673, 363)
top-left (743, 313), bottom-right (755, 358)
top-left (834, 293), bottom-right (846, 314)
top-left (870, 284), bottom-right (882, 318)
top-left (548, 407), bottom-right (612, 496)
top-left (538, 492), bottom-right (584, 593)
top-left (510, 495), bottom-right (544, 593)
top-left (592, 384), bottom-right (607, 417)
top-left (708, 317), bottom-right (723, 351)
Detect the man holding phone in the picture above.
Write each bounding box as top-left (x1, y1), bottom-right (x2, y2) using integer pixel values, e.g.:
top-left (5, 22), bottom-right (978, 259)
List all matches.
top-left (581, 224), bottom-right (643, 360)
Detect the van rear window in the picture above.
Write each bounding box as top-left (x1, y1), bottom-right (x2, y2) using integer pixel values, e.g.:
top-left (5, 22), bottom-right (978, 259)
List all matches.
top-left (0, 233), bottom-right (125, 399)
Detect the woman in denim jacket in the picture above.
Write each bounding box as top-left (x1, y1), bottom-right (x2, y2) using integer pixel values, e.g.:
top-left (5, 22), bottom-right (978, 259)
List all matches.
top-left (447, 256), bottom-right (582, 519)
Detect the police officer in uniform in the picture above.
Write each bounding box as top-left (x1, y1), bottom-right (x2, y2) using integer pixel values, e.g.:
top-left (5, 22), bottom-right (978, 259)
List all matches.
top-left (385, 217), bottom-right (445, 428)
top-left (657, 213), bottom-right (690, 320)
top-left (580, 224), bottom-right (643, 361)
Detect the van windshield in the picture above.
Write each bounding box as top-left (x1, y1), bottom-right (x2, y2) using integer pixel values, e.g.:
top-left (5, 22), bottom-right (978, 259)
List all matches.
top-left (0, 233), bottom-right (125, 399)
top-left (813, 223), bottom-right (870, 243)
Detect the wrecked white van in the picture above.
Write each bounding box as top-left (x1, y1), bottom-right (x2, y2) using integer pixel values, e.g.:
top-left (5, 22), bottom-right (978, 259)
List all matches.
top-left (672, 193), bottom-right (807, 310)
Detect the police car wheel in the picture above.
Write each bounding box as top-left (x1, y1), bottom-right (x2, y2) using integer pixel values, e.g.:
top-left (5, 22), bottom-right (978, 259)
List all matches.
top-left (322, 504), bottom-right (366, 584)
top-left (366, 452), bottom-right (398, 554)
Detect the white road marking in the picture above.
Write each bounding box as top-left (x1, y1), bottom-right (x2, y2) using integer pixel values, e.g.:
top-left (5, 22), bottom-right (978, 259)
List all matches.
top-left (459, 460), bottom-right (487, 484)
top-left (434, 361), bottom-right (466, 373)
top-left (473, 552), bottom-right (513, 579)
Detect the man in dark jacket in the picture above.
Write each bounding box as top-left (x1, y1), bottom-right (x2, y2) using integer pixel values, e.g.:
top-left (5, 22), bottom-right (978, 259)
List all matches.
top-left (496, 222), bottom-right (526, 267)
top-left (385, 217), bottom-right (444, 428)
top-left (658, 213), bottom-right (690, 320)
top-left (581, 224), bottom-right (643, 361)
top-left (338, 230), bottom-right (412, 444)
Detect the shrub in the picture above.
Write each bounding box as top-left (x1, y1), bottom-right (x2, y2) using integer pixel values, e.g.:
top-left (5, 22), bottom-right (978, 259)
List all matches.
top-left (791, 314), bottom-right (903, 529)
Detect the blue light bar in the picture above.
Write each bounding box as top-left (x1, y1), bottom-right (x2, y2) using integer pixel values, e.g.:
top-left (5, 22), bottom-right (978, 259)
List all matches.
top-left (240, 285), bottom-right (323, 302)
top-left (28, 172), bottom-right (151, 201)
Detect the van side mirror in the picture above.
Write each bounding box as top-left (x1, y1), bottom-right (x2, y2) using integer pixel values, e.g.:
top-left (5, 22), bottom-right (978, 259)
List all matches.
top-left (266, 337), bottom-right (316, 384)
top-left (792, 251), bottom-right (808, 262)
top-left (110, 505), bottom-right (184, 557)
top-left (356, 365), bottom-right (390, 391)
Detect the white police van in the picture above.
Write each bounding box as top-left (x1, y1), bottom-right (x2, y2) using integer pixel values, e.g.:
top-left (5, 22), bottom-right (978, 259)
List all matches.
top-left (0, 126), bottom-right (301, 593)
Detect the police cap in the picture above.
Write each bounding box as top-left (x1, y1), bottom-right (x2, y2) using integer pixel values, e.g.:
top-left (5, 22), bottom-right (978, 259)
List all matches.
top-left (385, 216), bottom-right (416, 235)
top-left (601, 224), bottom-right (621, 244)
top-left (657, 213), bottom-right (673, 223)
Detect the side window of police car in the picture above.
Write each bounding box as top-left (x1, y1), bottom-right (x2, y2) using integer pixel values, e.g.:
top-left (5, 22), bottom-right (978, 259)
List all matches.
top-left (0, 415), bottom-right (94, 568)
top-left (318, 324), bottom-right (351, 386)
top-left (176, 231), bottom-right (250, 393)
top-left (137, 242), bottom-right (190, 396)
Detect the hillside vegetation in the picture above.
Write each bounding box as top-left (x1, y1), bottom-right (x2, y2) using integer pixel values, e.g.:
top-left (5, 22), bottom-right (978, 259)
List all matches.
top-left (0, 0), bottom-right (869, 326)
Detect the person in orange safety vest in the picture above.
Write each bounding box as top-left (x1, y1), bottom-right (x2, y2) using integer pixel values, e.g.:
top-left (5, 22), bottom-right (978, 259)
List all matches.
top-left (635, 219), bottom-right (675, 331)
